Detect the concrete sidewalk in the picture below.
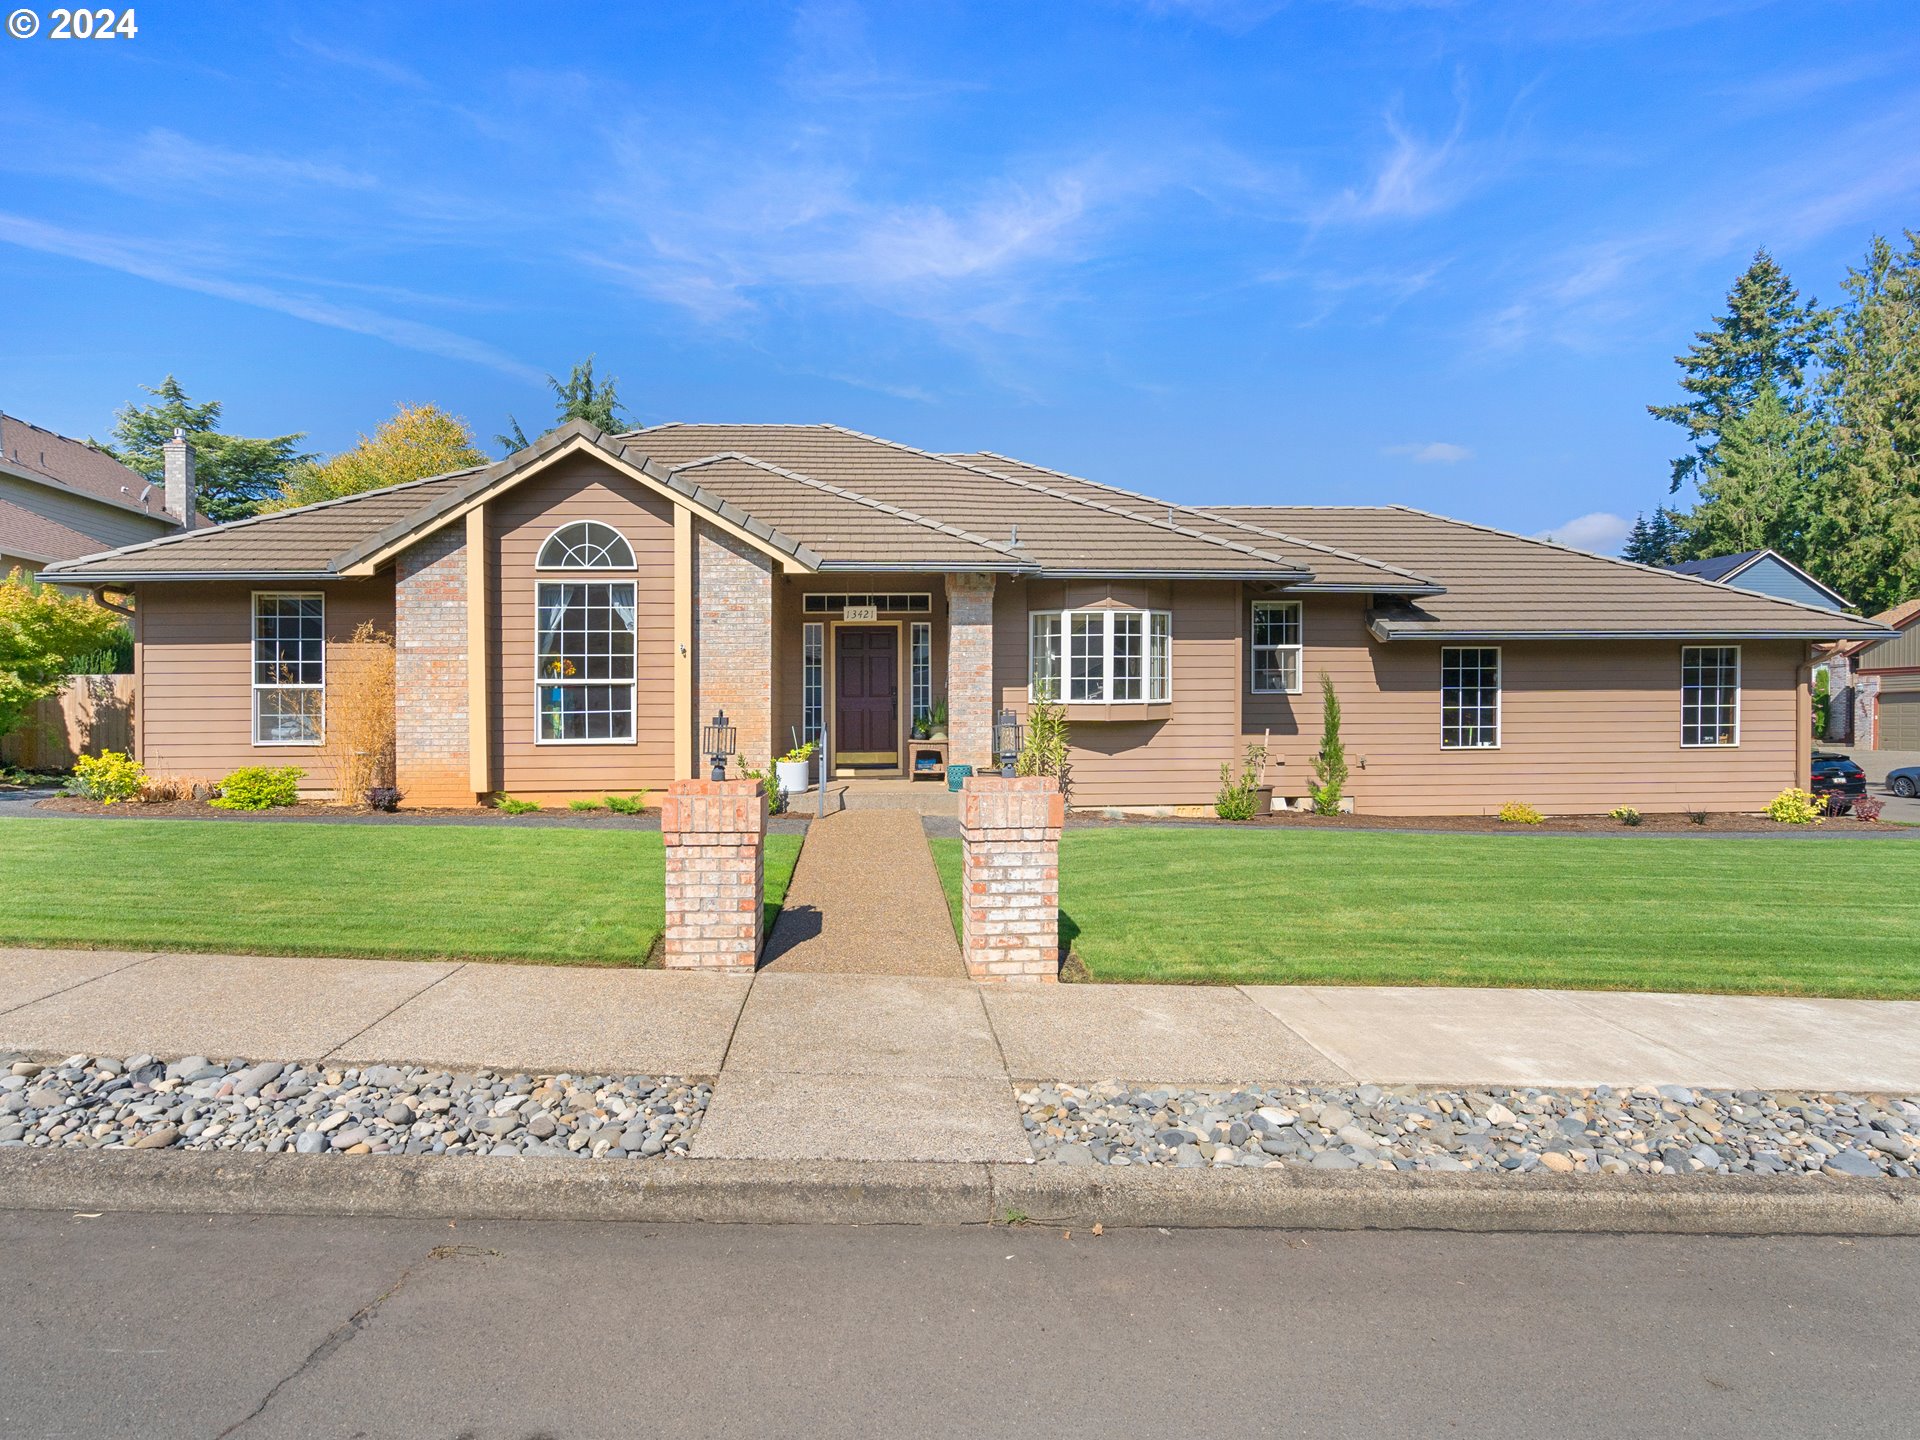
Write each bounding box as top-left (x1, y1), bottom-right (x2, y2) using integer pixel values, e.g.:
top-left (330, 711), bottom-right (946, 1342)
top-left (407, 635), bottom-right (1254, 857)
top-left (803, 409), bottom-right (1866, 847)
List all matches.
top-left (5, 947), bottom-right (1920, 1164)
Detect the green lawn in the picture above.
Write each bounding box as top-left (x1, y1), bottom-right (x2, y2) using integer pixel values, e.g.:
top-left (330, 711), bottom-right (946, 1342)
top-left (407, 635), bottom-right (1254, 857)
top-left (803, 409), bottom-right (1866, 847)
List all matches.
top-left (929, 829), bottom-right (1920, 998)
top-left (0, 817), bottom-right (802, 966)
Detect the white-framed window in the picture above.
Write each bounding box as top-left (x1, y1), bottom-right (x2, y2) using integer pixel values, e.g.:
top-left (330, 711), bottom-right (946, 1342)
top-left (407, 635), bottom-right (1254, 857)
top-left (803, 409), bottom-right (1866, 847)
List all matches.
top-left (1250, 601), bottom-right (1303, 694)
top-left (536, 520), bottom-right (635, 571)
top-left (1682, 645), bottom-right (1740, 747)
top-left (535, 581), bottom-right (636, 743)
top-left (252, 592), bottom-right (325, 745)
top-left (803, 622), bottom-right (825, 744)
top-left (1441, 647), bottom-right (1500, 749)
top-left (1030, 608), bottom-right (1172, 704)
top-left (910, 621), bottom-right (932, 725)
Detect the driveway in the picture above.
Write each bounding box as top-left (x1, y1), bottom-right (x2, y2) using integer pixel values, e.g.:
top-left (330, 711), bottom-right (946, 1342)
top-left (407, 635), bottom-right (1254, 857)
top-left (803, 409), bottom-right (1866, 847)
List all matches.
top-left (1838, 746), bottom-right (1920, 824)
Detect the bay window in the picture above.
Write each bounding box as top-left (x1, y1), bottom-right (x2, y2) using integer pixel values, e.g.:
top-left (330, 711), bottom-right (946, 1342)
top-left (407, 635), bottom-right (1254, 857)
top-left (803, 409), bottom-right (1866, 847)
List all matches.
top-left (1030, 608), bottom-right (1171, 704)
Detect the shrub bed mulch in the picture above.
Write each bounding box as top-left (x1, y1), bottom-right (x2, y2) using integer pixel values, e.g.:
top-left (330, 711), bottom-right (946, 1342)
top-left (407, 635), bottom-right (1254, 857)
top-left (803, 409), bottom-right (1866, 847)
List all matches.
top-left (1069, 808), bottom-right (1909, 836)
top-left (29, 795), bottom-right (662, 825)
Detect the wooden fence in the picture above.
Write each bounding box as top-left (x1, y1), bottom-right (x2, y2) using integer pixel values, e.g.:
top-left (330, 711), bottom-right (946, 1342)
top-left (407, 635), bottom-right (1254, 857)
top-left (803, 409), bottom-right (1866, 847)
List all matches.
top-left (0, 675), bottom-right (135, 771)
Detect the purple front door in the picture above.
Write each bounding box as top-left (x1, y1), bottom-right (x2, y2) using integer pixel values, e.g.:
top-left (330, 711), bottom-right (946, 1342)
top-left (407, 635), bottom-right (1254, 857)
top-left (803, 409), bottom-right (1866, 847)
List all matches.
top-left (836, 627), bottom-right (898, 757)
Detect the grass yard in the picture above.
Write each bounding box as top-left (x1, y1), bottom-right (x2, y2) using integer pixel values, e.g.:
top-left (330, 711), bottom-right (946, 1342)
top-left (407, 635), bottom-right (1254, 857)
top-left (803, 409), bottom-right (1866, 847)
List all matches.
top-left (928, 829), bottom-right (1920, 998)
top-left (0, 818), bottom-right (802, 966)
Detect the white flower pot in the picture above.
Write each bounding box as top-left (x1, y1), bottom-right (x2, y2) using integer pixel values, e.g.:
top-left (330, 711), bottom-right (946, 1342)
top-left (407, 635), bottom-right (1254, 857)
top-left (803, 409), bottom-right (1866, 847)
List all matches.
top-left (776, 758), bottom-right (812, 797)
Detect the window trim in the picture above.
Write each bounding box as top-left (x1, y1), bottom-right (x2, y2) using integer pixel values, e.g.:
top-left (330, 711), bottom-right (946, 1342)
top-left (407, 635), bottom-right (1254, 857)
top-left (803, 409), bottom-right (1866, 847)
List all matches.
top-left (532, 578), bottom-right (639, 747)
top-left (1249, 600), bottom-right (1305, 696)
top-left (250, 590), bottom-right (326, 748)
top-left (909, 620), bottom-right (933, 724)
top-left (1680, 644), bottom-right (1742, 749)
top-left (1028, 607), bottom-right (1173, 705)
top-left (534, 520), bottom-right (637, 572)
top-left (802, 621), bottom-right (825, 746)
top-left (1440, 645), bottom-right (1502, 751)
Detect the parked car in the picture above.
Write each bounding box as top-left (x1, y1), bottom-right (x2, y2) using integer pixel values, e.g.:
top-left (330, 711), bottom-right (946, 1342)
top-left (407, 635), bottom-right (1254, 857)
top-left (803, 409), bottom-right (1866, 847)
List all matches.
top-left (1889, 764), bottom-right (1920, 799)
top-left (1810, 752), bottom-right (1867, 813)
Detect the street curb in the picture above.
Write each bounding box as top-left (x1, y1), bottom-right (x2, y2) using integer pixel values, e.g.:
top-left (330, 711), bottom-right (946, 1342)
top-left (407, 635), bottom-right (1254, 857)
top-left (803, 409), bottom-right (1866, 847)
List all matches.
top-left (2, 1151), bottom-right (1916, 1233)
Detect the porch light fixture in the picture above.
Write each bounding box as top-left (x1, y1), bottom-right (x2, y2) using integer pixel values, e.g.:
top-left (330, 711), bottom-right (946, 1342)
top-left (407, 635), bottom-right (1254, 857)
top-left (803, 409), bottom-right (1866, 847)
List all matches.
top-left (994, 707), bottom-right (1022, 778)
top-left (702, 708), bottom-right (737, 781)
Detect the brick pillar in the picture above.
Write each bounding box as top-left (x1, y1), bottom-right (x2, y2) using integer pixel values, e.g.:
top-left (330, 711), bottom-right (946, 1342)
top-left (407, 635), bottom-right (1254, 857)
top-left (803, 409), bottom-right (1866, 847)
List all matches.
top-left (1856, 675), bottom-right (1881, 749)
top-left (946, 572), bottom-right (996, 772)
top-left (660, 778), bottom-right (766, 974)
top-left (959, 775), bottom-right (1062, 983)
top-left (694, 521), bottom-right (773, 771)
top-left (394, 528), bottom-right (470, 807)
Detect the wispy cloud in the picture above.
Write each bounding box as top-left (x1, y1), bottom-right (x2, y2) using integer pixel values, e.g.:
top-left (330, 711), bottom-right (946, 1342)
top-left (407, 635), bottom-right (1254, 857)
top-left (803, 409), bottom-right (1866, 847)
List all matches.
top-left (289, 36), bottom-right (433, 90)
top-left (1313, 102), bottom-right (1473, 225)
top-left (1385, 440), bottom-right (1471, 463)
top-left (0, 213), bottom-right (543, 383)
top-left (1535, 511), bottom-right (1632, 555)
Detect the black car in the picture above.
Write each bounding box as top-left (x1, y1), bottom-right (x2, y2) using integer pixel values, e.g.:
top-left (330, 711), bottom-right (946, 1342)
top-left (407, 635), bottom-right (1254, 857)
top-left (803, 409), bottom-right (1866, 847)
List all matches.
top-left (1810, 753), bottom-right (1867, 813)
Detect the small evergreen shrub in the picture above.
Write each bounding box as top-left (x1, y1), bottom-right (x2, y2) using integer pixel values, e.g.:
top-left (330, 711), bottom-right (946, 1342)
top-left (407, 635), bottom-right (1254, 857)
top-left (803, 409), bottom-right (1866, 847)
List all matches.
top-left (568, 798), bottom-right (604, 813)
top-left (1215, 742), bottom-right (1269, 821)
top-left (743, 764), bottom-right (787, 816)
top-left (1764, 787), bottom-right (1824, 825)
top-left (364, 786), bottom-right (402, 812)
top-left (1309, 674), bottom-right (1348, 815)
top-left (210, 766), bottom-right (304, 810)
top-left (604, 792), bottom-right (648, 815)
top-left (66, 750), bottom-right (146, 804)
top-left (1609, 806), bottom-right (1643, 826)
top-left (1497, 801), bottom-right (1544, 825)
top-left (495, 795), bottom-right (540, 815)
top-left (1687, 809), bottom-right (1710, 825)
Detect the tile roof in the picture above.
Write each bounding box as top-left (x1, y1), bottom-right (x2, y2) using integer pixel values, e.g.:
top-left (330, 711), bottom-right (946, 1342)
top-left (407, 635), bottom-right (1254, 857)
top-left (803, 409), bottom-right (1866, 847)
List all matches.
top-left (0, 413), bottom-right (185, 524)
top-left (1206, 506), bottom-right (1890, 641)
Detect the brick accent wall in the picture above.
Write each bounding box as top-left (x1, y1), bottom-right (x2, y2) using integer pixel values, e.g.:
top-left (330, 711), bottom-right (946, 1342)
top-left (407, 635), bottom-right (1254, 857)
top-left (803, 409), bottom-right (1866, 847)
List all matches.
top-left (946, 572), bottom-right (996, 771)
top-left (660, 778), bottom-right (766, 973)
top-left (1856, 674), bottom-right (1881, 748)
top-left (958, 774), bottom-right (1062, 983)
top-left (394, 527), bottom-right (471, 807)
top-left (695, 521), bottom-right (773, 774)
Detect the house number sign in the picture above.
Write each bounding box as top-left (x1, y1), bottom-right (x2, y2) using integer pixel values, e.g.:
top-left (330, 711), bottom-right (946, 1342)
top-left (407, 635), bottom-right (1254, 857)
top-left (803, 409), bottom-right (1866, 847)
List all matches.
top-left (842, 604), bottom-right (879, 622)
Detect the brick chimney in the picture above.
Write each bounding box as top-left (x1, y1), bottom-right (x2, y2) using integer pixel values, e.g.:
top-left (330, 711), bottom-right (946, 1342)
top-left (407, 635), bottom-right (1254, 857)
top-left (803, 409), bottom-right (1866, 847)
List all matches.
top-left (162, 427), bottom-right (196, 529)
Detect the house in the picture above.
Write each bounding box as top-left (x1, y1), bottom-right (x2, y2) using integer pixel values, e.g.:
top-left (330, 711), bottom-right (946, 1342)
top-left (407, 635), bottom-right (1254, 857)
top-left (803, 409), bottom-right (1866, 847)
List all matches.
top-left (1665, 549), bottom-right (1853, 613)
top-left (40, 420), bottom-right (1892, 815)
top-left (1, 412), bottom-right (196, 577)
top-left (1823, 599), bottom-right (1920, 750)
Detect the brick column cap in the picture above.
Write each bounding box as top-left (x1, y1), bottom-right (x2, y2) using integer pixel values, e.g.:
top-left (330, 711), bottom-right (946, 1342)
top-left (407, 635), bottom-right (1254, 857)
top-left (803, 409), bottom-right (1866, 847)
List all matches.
top-left (960, 774), bottom-right (1064, 833)
top-left (662, 778), bottom-right (768, 841)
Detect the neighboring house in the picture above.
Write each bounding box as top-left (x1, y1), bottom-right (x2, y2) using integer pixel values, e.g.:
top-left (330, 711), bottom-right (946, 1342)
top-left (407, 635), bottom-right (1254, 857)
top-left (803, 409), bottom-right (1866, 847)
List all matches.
top-left (1665, 549), bottom-right (1853, 612)
top-left (42, 420), bottom-right (1891, 815)
top-left (0, 412), bottom-right (196, 576)
top-left (1824, 599), bottom-right (1920, 750)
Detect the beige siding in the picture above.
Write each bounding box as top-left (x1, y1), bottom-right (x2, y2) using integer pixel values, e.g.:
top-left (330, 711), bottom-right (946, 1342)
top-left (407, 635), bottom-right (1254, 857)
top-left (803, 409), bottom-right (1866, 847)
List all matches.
top-left (1, 473), bottom-right (176, 553)
top-left (135, 577), bottom-right (395, 792)
top-left (488, 453), bottom-right (675, 798)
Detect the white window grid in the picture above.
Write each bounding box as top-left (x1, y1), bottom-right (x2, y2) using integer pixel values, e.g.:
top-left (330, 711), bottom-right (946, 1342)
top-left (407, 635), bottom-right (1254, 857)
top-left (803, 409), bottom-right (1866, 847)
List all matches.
top-left (802, 622), bottom-right (825, 744)
top-left (252, 591), bottom-right (325, 746)
top-left (1250, 601), bottom-right (1303, 695)
top-left (909, 621), bottom-right (932, 724)
top-left (801, 592), bottom-right (932, 614)
top-left (1682, 646), bottom-right (1741, 747)
top-left (535, 581), bottom-right (637, 744)
top-left (1441, 647), bottom-right (1501, 749)
top-left (1030, 609), bottom-right (1172, 704)
top-left (536, 521), bottom-right (635, 571)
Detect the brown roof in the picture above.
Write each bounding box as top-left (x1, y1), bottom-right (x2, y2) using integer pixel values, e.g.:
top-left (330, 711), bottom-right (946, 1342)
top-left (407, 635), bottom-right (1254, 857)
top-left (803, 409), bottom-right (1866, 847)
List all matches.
top-left (1830, 597), bottom-right (1920, 657)
top-left (0, 494), bottom-right (119, 566)
top-left (1207, 505), bottom-right (1890, 641)
top-left (0, 413), bottom-right (186, 524)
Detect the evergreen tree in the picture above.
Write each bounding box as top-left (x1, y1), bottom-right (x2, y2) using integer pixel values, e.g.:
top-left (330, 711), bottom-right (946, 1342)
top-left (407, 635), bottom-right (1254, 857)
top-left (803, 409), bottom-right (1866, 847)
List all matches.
top-left (1621, 509), bottom-right (1683, 565)
top-left (497, 355), bottom-right (628, 453)
top-left (101, 376), bottom-right (312, 523)
top-left (1649, 250), bottom-right (1828, 494)
top-left (1680, 380), bottom-right (1830, 561)
top-left (264, 404), bottom-right (488, 513)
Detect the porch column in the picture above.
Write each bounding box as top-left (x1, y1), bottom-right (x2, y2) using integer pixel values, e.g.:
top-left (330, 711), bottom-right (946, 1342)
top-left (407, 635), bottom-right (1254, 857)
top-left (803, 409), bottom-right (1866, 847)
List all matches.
top-left (661, 777), bottom-right (766, 974)
top-left (394, 527), bottom-right (471, 808)
top-left (693, 520), bottom-right (773, 771)
top-left (959, 775), bottom-right (1062, 982)
top-left (945, 572), bottom-right (996, 772)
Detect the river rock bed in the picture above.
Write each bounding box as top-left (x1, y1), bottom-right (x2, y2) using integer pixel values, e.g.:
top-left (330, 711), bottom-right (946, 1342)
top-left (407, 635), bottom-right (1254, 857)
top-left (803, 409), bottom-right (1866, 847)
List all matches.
top-left (1020, 1082), bottom-right (1920, 1177)
top-left (0, 1053), bottom-right (707, 1158)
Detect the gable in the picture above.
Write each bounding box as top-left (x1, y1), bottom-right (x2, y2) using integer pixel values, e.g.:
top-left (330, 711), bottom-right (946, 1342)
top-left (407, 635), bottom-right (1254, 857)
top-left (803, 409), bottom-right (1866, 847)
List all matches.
top-left (1725, 553), bottom-right (1848, 611)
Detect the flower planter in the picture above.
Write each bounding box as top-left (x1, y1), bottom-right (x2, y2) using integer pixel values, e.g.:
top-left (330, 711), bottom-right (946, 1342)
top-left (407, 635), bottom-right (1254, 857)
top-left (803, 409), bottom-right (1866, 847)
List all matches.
top-left (776, 758), bottom-right (812, 797)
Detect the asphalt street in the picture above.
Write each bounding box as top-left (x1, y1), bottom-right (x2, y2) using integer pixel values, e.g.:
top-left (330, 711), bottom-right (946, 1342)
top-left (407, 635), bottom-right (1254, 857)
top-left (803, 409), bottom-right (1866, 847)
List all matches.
top-left (1, 1210), bottom-right (1915, 1439)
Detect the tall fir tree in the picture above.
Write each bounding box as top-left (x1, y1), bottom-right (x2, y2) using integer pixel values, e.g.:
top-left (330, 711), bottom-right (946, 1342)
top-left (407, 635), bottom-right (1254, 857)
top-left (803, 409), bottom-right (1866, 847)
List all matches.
top-left (1620, 508), bottom-right (1683, 565)
top-left (496, 356), bottom-right (628, 454)
top-left (100, 376), bottom-right (312, 523)
top-left (1681, 379), bottom-right (1830, 561)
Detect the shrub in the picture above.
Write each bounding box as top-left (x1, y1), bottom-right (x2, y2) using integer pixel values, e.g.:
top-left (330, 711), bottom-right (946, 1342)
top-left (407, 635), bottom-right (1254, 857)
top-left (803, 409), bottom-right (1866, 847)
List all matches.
top-left (568, 798), bottom-right (604, 813)
top-left (65, 750), bottom-right (146, 804)
top-left (1853, 795), bottom-right (1884, 822)
top-left (1309, 674), bottom-right (1348, 815)
top-left (605, 792), bottom-right (648, 815)
top-left (1687, 809), bottom-right (1710, 825)
top-left (0, 569), bottom-right (129, 741)
top-left (495, 795), bottom-right (540, 815)
top-left (210, 766), bottom-right (305, 810)
top-left (1017, 680), bottom-right (1072, 804)
top-left (1215, 742), bottom-right (1269, 821)
top-left (139, 774), bottom-right (193, 803)
top-left (1609, 806), bottom-right (1643, 826)
top-left (322, 621), bottom-right (396, 805)
top-left (743, 764), bottom-right (788, 816)
top-left (1764, 787), bottom-right (1824, 825)
top-left (1497, 801), bottom-right (1544, 825)
top-left (364, 786), bottom-right (402, 813)
top-left (1812, 667), bottom-right (1831, 738)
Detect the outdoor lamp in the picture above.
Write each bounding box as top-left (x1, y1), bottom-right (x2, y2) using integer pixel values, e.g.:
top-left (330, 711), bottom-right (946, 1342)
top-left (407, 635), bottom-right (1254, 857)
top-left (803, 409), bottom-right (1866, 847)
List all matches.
top-left (994, 707), bottom-right (1022, 778)
top-left (702, 708), bottom-right (737, 781)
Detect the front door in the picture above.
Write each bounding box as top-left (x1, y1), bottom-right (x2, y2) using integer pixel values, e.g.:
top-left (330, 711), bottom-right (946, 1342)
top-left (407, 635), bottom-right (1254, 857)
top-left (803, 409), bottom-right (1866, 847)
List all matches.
top-left (836, 627), bottom-right (898, 763)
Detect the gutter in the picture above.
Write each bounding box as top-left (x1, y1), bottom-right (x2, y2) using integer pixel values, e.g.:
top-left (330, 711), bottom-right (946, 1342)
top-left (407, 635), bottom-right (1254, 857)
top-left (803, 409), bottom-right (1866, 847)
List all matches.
top-left (1368, 622), bottom-right (1900, 643)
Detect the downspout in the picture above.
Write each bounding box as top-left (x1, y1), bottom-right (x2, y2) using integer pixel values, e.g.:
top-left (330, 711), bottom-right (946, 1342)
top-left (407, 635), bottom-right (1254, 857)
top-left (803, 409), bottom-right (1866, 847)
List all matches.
top-left (90, 585), bottom-right (135, 618)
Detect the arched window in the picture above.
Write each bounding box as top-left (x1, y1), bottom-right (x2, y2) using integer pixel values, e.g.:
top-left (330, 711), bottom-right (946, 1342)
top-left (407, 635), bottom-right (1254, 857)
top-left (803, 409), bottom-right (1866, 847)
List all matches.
top-left (537, 521), bottom-right (635, 570)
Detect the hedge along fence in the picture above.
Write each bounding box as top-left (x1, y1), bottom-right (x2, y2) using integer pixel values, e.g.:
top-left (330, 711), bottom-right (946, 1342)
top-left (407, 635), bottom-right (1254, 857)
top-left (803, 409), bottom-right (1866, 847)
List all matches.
top-left (0, 674), bottom-right (135, 771)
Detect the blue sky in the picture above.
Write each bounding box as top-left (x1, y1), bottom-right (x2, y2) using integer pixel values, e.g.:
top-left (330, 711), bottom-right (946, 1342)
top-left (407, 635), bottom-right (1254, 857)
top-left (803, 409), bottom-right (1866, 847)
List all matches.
top-left (1, 1), bottom-right (1915, 551)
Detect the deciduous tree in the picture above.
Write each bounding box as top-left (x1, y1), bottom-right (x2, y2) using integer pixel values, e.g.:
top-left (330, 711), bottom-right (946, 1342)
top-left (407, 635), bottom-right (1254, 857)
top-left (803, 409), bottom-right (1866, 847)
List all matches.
top-left (265, 404), bottom-right (487, 512)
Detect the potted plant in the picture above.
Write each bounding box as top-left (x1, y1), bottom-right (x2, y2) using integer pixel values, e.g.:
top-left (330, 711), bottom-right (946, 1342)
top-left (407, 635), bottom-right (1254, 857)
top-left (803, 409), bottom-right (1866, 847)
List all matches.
top-left (927, 699), bottom-right (948, 739)
top-left (911, 711), bottom-right (931, 740)
top-left (775, 740), bottom-right (816, 798)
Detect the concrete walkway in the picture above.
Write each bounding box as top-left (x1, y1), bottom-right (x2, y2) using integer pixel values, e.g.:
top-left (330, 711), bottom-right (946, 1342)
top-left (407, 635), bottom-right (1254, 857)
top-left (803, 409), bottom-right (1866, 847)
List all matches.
top-left (6, 947), bottom-right (1920, 1163)
top-left (758, 809), bottom-right (965, 977)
